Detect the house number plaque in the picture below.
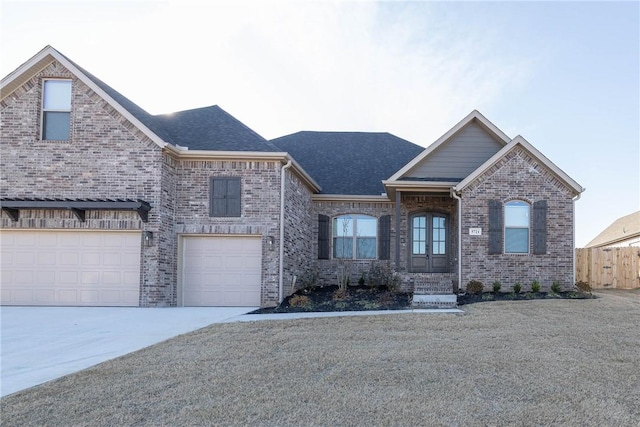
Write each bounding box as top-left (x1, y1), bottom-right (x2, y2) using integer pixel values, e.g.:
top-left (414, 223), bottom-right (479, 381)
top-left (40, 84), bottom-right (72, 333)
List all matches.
top-left (469, 228), bottom-right (482, 236)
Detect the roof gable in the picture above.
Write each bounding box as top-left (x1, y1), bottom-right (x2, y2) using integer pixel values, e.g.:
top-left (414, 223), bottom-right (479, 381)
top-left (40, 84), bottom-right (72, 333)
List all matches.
top-left (1, 45), bottom-right (168, 148)
top-left (2, 46), bottom-right (277, 153)
top-left (454, 135), bottom-right (585, 195)
top-left (388, 110), bottom-right (511, 182)
top-left (271, 132), bottom-right (424, 195)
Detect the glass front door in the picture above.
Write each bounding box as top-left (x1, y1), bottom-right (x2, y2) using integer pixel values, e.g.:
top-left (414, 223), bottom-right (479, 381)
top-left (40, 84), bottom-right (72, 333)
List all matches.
top-left (409, 212), bottom-right (449, 273)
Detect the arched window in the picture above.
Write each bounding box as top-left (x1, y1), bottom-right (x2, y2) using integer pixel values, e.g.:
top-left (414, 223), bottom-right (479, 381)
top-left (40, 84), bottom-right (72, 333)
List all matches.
top-left (333, 214), bottom-right (377, 259)
top-left (504, 201), bottom-right (530, 253)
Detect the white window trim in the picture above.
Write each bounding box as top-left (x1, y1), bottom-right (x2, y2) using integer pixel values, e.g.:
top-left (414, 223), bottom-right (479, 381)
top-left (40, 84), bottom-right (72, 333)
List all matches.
top-left (504, 200), bottom-right (530, 254)
top-left (41, 78), bottom-right (72, 141)
top-left (332, 214), bottom-right (378, 260)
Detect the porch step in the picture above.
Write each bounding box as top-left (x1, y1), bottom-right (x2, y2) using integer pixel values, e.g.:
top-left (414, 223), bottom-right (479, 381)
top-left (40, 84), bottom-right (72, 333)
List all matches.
top-left (411, 294), bottom-right (458, 309)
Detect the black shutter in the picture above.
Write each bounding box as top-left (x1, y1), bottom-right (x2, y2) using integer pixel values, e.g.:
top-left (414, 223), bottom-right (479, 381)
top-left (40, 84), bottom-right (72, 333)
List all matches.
top-left (226, 178), bottom-right (241, 217)
top-left (533, 200), bottom-right (547, 255)
top-left (488, 200), bottom-right (503, 255)
top-left (210, 177), bottom-right (241, 217)
top-left (378, 215), bottom-right (391, 260)
top-left (318, 214), bottom-right (330, 259)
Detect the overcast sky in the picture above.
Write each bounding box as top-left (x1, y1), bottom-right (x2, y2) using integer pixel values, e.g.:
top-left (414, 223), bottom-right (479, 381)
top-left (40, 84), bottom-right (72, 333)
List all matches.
top-left (2, 0), bottom-right (638, 247)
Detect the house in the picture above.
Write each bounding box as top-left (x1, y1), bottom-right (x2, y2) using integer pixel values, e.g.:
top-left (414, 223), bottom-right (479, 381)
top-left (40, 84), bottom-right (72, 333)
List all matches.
top-left (584, 211), bottom-right (640, 248)
top-left (0, 46), bottom-right (585, 307)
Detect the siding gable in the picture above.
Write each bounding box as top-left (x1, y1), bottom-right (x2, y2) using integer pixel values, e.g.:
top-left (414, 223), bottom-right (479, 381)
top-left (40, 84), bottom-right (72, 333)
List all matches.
top-left (404, 121), bottom-right (504, 180)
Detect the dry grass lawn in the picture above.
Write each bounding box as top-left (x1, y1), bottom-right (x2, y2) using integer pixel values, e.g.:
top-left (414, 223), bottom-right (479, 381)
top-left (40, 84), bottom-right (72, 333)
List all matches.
top-left (2, 291), bottom-right (639, 426)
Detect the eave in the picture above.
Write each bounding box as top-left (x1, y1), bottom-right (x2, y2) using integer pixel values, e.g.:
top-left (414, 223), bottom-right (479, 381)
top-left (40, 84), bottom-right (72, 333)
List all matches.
top-left (312, 194), bottom-right (392, 203)
top-left (162, 146), bottom-right (322, 193)
top-left (0, 198), bottom-right (151, 222)
top-left (382, 180), bottom-right (457, 199)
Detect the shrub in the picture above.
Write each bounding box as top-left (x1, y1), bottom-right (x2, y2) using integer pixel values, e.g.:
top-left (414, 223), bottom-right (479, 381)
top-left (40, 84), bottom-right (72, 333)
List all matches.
top-left (531, 280), bottom-right (541, 293)
top-left (296, 269), bottom-right (319, 290)
top-left (513, 282), bottom-right (522, 294)
top-left (551, 281), bottom-right (562, 294)
top-left (358, 275), bottom-right (365, 286)
top-left (367, 263), bottom-right (400, 291)
top-left (466, 280), bottom-right (484, 295)
top-left (575, 280), bottom-right (592, 294)
top-left (288, 295), bottom-right (310, 307)
top-left (492, 281), bottom-right (502, 293)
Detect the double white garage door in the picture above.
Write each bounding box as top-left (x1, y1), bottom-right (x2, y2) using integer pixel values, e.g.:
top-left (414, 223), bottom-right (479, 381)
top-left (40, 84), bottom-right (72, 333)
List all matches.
top-left (0, 231), bottom-right (262, 307)
top-left (0, 230), bottom-right (141, 306)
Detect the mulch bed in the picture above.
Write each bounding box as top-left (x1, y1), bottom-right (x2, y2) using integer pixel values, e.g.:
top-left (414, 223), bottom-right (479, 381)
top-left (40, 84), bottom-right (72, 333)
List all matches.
top-left (249, 285), bottom-right (595, 314)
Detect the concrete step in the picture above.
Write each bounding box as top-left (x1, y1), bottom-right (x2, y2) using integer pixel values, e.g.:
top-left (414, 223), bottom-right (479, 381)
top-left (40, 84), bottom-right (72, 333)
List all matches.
top-left (411, 294), bottom-right (458, 309)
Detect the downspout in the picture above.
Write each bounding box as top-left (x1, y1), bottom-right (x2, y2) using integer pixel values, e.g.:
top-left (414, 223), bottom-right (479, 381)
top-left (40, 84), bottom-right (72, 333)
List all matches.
top-left (279, 159), bottom-right (293, 303)
top-left (572, 192), bottom-right (582, 287)
top-left (450, 188), bottom-right (463, 292)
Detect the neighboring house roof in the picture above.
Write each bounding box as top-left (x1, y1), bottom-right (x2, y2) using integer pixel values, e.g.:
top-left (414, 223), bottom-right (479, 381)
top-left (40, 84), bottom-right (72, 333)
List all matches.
top-left (454, 135), bottom-right (585, 196)
top-left (270, 132), bottom-right (424, 195)
top-left (1, 45), bottom-right (278, 152)
top-left (585, 211), bottom-right (640, 248)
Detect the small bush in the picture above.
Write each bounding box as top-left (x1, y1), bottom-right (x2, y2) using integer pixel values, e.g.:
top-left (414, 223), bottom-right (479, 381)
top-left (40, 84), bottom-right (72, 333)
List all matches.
top-left (551, 281), bottom-right (562, 294)
top-left (531, 280), bottom-right (541, 293)
top-left (513, 282), bottom-right (522, 294)
top-left (466, 280), bottom-right (484, 295)
top-left (358, 275), bottom-right (365, 286)
top-left (492, 281), bottom-right (502, 293)
top-left (575, 280), bottom-right (592, 294)
top-left (367, 263), bottom-right (400, 291)
top-left (288, 295), bottom-right (310, 307)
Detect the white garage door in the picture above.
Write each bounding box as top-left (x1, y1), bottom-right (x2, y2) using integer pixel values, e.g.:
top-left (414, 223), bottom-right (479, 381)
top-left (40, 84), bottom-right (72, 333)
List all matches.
top-left (0, 230), bottom-right (141, 306)
top-left (181, 236), bottom-right (262, 306)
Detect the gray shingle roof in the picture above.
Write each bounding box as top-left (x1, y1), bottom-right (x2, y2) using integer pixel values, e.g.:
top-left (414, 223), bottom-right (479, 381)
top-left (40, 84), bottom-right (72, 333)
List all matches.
top-left (62, 52), bottom-right (277, 151)
top-left (271, 132), bottom-right (425, 195)
top-left (585, 211), bottom-right (640, 248)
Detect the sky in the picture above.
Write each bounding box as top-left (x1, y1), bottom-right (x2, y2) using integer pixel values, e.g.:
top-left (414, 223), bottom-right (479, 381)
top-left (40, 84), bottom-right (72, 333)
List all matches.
top-left (1, 0), bottom-right (638, 247)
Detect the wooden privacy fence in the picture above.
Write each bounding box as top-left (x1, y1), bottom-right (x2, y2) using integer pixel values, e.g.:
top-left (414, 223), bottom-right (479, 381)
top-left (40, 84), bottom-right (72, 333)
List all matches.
top-left (575, 247), bottom-right (640, 289)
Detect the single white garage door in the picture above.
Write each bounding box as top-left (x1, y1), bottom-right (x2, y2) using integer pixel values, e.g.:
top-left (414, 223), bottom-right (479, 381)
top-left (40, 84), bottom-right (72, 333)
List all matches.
top-left (0, 230), bottom-right (141, 306)
top-left (181, 236), bottom-right (262, 306)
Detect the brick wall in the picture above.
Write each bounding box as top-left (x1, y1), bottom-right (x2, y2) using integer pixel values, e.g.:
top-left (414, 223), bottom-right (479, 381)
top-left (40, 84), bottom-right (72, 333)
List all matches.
top-left (173, 158), bottom-right (282, 306)
top-left (0, 60), bottom-right (173, 306)
top-left (460, 147), bottom-right (576, 291)
top-left (282, 169), bottom-right (314, 296)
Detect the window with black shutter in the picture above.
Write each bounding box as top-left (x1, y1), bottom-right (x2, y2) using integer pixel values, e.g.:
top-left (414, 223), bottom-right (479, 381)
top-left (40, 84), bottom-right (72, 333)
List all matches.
top-left (209, 177), bottom-right (241, 217)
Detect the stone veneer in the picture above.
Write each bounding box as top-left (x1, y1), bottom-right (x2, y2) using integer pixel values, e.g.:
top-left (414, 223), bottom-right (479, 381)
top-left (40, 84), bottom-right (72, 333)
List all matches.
top-left (460, 147), bottom-right (576, 291)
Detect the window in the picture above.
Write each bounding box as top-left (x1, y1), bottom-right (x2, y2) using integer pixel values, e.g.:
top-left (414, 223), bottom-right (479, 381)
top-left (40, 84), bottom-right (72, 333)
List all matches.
top-left (42, 80), bottom-right (72, 140)
top-left (209, 177), bottom-right (241, 217)
top-left (504, 201), bottom-right (530, 253)
top-left (333, 214), bottom-right (376, 259)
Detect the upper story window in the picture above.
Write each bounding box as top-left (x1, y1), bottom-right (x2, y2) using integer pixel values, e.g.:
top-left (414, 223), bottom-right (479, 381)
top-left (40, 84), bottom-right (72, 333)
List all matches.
top-left (42, 79), bottom-right (72, 140)
top-left (504, 200), bottom-right (530, 253)
top-left (209, 177), bottom-right (241, 217)
top-left (333, 214), bottom-right (377, 259)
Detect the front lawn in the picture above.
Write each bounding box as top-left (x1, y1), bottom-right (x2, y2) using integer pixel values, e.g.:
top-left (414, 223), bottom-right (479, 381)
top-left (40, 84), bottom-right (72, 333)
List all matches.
top-left (1, 292), bottom-right (638, 426)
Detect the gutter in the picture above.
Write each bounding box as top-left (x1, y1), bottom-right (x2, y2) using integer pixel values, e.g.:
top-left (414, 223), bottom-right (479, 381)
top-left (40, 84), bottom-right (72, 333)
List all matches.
top-left (450, 188), bottom-right (463, 292)
top-left (279, 160), bottom-right (293, 303)
top-left (572, 192), bottom-right (583, 287)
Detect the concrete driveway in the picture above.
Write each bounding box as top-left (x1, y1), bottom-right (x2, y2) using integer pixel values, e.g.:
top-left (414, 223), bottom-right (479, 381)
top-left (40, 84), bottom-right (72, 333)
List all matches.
top-left (0, 306), bottom-right (255, 397)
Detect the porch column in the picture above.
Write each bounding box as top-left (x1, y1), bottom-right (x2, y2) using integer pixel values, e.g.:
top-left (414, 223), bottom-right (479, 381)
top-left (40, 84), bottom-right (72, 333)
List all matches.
top-left (395, 191), bottom-right (401, 268)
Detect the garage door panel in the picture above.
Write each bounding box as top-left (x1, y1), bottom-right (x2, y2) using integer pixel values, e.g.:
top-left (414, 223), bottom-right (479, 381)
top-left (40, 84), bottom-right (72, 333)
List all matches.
top-left (182, 236), bottom-right (262, 307)
top-left (1, 231), bottom-right (141, 306)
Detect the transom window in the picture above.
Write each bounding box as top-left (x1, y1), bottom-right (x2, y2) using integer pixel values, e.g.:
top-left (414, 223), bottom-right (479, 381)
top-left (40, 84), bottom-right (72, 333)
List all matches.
top-left (333, 214), bottom-right (377, 259)
top-left (504, 200), bottom-right (530, 253)
top-left (42, 79), bottom-right (72, 140)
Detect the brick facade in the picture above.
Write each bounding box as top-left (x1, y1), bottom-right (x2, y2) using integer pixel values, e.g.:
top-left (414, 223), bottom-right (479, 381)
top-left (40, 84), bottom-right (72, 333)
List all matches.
top-left (460, 147), bottom-right (576, 291)
top-left (172, 158), bottom-right (283, 306)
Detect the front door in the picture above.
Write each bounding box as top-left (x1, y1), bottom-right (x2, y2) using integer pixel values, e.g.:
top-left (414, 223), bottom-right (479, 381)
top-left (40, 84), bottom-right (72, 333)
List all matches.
top-left (409, 212), bottom-right (449, 273)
